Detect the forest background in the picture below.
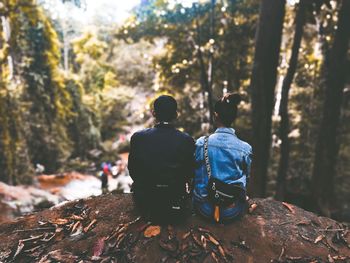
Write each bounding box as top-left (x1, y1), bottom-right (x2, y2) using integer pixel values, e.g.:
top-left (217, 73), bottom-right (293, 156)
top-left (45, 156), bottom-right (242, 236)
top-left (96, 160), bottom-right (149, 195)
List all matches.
top-left (0, 0), bottom-right (349, 221)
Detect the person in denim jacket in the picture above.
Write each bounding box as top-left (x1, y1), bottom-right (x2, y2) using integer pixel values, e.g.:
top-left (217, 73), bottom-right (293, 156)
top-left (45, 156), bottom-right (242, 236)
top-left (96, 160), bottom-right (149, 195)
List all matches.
top-left (193, 93), bottom-right (252, 223)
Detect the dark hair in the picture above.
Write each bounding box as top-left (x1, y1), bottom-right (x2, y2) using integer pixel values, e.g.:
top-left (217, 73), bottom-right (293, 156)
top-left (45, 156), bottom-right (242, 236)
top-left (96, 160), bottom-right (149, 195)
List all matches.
top-left (214, 93), bottom-right (242, 127)
top-left (153, 95), bottom-right (177, 122)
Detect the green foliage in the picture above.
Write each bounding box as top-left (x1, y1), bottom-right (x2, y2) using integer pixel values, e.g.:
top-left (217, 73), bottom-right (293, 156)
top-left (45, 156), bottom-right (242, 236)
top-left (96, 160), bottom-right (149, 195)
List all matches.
top-left (117, 0), bottom-right (259, 136)
top-left (65, 76), bottom-right (101, 159)
top-left (8, 1), bottom-right (72, 172)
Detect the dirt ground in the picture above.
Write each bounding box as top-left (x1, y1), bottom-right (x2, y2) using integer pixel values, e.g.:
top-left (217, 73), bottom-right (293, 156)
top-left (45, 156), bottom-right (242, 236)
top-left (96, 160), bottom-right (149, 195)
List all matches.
top-left (0, 194), bottom-right (349, 263)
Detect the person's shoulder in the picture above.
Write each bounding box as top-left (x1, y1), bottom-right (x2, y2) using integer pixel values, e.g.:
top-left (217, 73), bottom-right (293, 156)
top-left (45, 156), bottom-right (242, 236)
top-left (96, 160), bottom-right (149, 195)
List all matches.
top-left (175, 129), bottom-right (195, 144)
top-left (235, 137), bottom-right (252, 154)
top-left (195, 135), bottom-right (206, 146)
top-left (131, 128), bottom-right (154, 140)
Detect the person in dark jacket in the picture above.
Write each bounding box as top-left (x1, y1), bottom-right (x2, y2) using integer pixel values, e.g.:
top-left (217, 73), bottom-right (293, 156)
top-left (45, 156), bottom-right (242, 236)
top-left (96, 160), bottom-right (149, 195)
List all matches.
top-left (128, 95), bottom-right (195, 223)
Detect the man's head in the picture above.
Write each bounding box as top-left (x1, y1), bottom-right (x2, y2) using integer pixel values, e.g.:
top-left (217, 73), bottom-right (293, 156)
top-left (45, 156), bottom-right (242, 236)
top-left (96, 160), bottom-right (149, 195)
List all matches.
top-left (152, 95), bottom-right (178, 122)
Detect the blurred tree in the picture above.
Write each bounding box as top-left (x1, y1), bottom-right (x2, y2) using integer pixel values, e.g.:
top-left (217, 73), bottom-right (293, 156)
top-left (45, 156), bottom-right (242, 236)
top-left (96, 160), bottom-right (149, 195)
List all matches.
top-left (117, 0), bottom-right (258, 133)
top-left (249, 0), bottom-right (286, 197)
top-left (276, 0), bottom-right (307, 201)
top-left (312, 0), bottom-right (350, 215)
top-left (9, 1), bottom-right (72, 173)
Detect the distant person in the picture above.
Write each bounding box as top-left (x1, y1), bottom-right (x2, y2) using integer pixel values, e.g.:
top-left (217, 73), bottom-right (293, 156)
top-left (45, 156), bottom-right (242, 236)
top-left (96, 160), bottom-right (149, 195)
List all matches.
top-left (114, 160), bottom-right (133, 193)
top-left (100, 163), bottom-right (111, 194)
top-left (128, 95), bottom-right (195, 223)
top-left (193, 93), bottom-right (252, 223)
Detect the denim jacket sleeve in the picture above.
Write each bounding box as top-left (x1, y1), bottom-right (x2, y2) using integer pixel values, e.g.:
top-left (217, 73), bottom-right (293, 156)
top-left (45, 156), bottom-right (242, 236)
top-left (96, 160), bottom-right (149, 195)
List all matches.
top-left (243, 145), bottom-right (252, 184)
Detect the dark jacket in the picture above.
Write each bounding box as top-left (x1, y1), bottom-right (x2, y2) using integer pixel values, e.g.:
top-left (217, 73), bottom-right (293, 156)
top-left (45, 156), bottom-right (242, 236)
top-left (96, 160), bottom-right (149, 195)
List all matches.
top-left (128, 123), bottom-right (195, 201)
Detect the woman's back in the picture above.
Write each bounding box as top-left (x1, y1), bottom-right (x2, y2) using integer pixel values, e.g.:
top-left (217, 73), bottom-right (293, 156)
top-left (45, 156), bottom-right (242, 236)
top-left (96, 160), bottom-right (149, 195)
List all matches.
top-left (194, 128), bottom-right (252, 199)
top-left (193, 93), bottom-right (252, 223)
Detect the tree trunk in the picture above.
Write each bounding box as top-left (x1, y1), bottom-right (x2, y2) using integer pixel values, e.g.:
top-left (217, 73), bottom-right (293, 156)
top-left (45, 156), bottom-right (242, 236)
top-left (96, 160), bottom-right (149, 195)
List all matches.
top-left (311, 0), bottom-right (350, 215)
top-left (276, 0), bottom-right (307, 201)
top-left (249, 0), bottom-right (286, 197)
top-left (194, 1), bottom-right (215, 130)
top-left (207, 0), bottom-right (215, 128)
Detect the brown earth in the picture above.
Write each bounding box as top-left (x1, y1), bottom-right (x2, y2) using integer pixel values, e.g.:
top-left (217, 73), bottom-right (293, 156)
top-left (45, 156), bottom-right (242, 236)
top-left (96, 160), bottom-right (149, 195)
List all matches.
top-left (0, 194), bottom-right (349, 263)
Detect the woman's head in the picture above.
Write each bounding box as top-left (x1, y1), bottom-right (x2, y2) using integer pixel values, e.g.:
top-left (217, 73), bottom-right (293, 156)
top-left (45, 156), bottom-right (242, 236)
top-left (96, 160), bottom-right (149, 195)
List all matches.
top-left (214, 93), bottom-right (242, 127)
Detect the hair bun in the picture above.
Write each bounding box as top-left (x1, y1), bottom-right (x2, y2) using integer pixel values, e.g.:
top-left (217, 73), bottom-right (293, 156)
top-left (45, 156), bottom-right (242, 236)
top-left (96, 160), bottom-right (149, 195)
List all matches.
top-left (224, 93), bottom-right (242, 106)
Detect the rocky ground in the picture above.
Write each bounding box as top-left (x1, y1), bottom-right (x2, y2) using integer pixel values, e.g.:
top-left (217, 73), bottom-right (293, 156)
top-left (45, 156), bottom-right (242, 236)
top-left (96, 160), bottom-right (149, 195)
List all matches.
top-left (0, 194), bottom-right (349, 263)
top-left (0, 172), bottom-right (123, 224)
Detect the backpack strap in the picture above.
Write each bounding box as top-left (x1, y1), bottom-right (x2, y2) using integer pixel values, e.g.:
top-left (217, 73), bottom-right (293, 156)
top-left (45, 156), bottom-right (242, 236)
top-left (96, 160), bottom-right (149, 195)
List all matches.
top-left (204, 136), bottom-right (212, 179)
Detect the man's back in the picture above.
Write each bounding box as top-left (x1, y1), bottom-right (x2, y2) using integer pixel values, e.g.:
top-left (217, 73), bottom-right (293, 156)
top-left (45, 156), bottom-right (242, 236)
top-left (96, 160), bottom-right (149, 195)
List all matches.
top-left (128, 123), bottom-right (195, 193)
top-left (128, 95), bottom-right (195, 222)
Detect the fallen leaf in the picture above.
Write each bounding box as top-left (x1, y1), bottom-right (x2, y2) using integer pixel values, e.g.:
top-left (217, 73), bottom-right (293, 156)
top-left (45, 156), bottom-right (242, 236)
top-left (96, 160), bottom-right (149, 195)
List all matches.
top-left (314, 235), bottom-right (324, 244)
top-left (211, 252), bottom-right (219, 263)
top-left (13, 240), bottom-right (24, 259)
top-left (282, 202), bottom-right (295, 214)
top-left (69, 215), bottom-right (84, 221)
top-left (84, 219), bottom-right (97, 233)
top-left (182, 231), bottom-right (191, 240)
top-left (144, 225), bottom-right (161, 238)
top-left (71, 221), bottom-right (81, 234)
top-left (249, 203), bottom-right (258, 214)
top-left (218, 244), bottom-right (226, 258)
top-left (71, 223), bottom-right (83, 237)
top-left (328, 254), bottom-right (335, 263)
top-left (207, 233), bottom-right (220, 246)
top-left (93, 237), bottom-right (105, 257)
top-left (49, 218), bottom-right (69, 225)
top-left (200, 235), bottom-right (207, 249)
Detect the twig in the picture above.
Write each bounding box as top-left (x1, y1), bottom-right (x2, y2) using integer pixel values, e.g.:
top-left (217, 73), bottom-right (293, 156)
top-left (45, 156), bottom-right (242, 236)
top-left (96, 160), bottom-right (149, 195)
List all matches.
top-left (13, 227), bottom-right (55, 233)
top-left (282, 202), bottom-right (295, 214)
top-left (318, 228), bottom-right (346, 232)
top-left (298, 233), bottom-right (313, 243)
top-left (278, 247), bottom-right (285, 261)
top-left (84, 219), bottom-right (97, 232)
top-left (278, 221), bottom-right (294, 226)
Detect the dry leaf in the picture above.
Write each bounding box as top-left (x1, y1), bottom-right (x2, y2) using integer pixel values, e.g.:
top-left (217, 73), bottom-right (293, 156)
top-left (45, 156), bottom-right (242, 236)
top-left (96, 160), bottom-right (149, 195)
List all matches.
top-left (211, 252), bottom-right (219, 263)
top-left (182, 231), bottom-right (191, 240)
top-left (200, 235), bottom-right (207, 249)
top-left (69, 215), bottom-right (84, 221)
top-left (218, 245), bottom-right (226, 258)
top-left (93, 237), bottom-right (105, 257)
top-left (282, 202), bottom-right (295, 214)
top-left (207, 233), bottom-right (220, 246)
top-left (71, 221), bottom-right (81, 235)
top-left (13, 240), bottom-right (24, 259)
top-left (49, 218), bottom-right (69, 225)
top-left (328, 254), bottom-right (335, 263)
top-left (249, 203), bottom-right (258, 214)
top-left (84, 219), bottom-right (97, 233)
top-left (314, 235), bottom-right (324, 244)
top-left (144, 225), bottom-right (161, 238)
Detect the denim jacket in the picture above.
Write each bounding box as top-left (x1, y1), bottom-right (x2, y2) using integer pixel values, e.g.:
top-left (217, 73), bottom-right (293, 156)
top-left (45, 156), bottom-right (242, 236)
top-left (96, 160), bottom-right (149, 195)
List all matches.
top-left (193, 127), bottom-right (252, 202)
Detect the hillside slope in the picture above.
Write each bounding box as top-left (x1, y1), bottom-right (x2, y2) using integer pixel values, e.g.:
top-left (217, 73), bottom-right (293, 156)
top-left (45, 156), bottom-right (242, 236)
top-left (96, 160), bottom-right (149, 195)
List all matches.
top-left (0, 194), bottom-right (349, 262)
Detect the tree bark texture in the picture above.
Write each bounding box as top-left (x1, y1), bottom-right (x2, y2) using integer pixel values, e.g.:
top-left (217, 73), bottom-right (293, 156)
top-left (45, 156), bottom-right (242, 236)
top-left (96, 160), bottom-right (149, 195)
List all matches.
top-left (276, 0), bottom-right (307, 201)
top-left (311, 0), bottom-right (350, 215)
top-left (249, 0), bottom-right (286, 197)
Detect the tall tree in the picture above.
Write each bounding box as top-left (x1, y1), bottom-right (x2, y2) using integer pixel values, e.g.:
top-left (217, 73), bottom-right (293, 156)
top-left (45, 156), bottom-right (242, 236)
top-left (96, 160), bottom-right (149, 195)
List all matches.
top-left (118, 0), bottom-right (258, 134)
top-left (276, 0), bottom-right (307, 200)
top-left (312, 0), bottom-right (350, 215)
top-left (249, 0), bottom-right (286, 197)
